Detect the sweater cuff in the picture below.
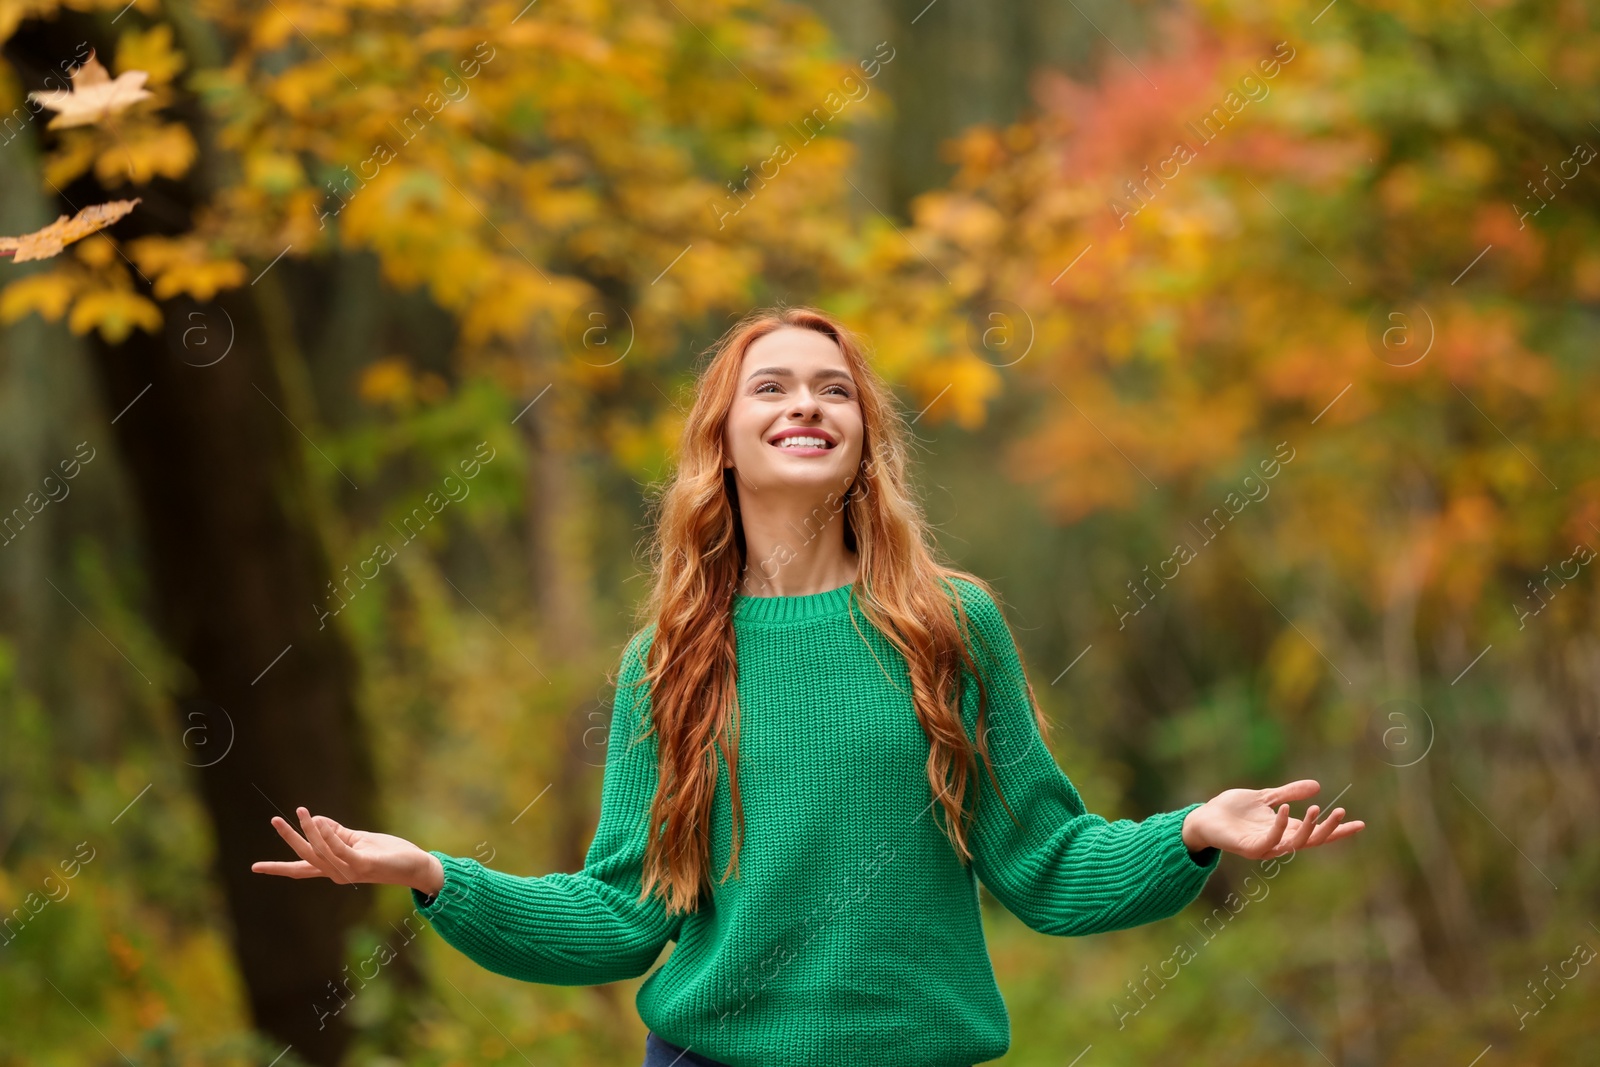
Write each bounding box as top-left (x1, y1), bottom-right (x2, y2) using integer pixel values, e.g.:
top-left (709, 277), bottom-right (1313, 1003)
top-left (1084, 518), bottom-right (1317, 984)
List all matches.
top-left (411, 851), bottom-right (476, 916)
top-left (1146, 803), bottom-right (1223, 911)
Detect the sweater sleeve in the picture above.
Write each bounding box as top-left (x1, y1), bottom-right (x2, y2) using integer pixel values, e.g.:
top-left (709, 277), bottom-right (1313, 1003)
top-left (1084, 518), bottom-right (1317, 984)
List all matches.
top-left (950, 579), bottom-right (1222, 937)
top-left (408, 626), bottom-right (683, 984)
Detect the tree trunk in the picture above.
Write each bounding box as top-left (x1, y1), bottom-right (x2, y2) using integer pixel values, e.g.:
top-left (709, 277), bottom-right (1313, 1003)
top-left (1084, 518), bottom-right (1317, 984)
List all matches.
top-left (6, 18), bottom-right (378, 1066)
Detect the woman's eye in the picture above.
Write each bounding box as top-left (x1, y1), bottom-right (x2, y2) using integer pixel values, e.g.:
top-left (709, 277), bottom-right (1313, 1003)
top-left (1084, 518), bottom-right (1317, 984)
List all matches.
top-left (753, 381), bottom-right (852, 396)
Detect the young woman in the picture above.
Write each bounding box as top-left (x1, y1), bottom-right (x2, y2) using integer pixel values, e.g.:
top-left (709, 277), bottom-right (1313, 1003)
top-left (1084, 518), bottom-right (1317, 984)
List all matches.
top-left (254, 306), bottom-right (1364, 1066)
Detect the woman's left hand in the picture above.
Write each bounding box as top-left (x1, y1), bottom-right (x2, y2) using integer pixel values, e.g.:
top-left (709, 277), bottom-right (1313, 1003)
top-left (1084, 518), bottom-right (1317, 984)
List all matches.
top-left (1182, 779), bottom-right (1364, 859)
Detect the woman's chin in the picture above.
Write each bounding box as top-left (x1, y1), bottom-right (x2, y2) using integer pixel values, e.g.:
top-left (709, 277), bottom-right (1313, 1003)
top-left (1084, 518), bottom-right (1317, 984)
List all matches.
top-left (756, 465), bottom-right (849, 493)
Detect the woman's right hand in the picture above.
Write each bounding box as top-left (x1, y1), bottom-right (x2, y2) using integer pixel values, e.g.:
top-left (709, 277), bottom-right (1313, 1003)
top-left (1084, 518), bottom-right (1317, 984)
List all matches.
top-left (251, 806), bottom-right (445, 896)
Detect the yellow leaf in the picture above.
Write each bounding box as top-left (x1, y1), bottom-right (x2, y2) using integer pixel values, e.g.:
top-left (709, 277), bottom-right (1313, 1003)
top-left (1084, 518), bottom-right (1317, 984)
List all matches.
top-left (40, 129), bottom-right (101, 187)
top-left (250, 9), bottom-right (297, 52)
top-left (152, 258), bottom-right (246, 301)
top-left (27, 50), bottom-right (152, 130)
top-left (913, 354), bottom-right (1000, 430)
top-left (126, 235), bottom-right (247, 301)
top-left (116, 24), bottom-right (186, 88)
top-left (265, 64), bottom-right (336, 119)
top-left (95, 123), bottom-right (197, 186)
top-left (74, 233), bottom-right (121, 268)
top-left (250, 4), bottom-right (348, 51)
top-left (67, 288), bottom-right (161, 343)
top-left (244, 150), bottom-right (306, 195)
top-left (0, 199), bottom-right (141, 263)
top-left (357, 358), bottom-right (415, 407)
top-left (0, 270), bottom-right (84, 324)
top-left (122, 234), bottom-right (184, 274)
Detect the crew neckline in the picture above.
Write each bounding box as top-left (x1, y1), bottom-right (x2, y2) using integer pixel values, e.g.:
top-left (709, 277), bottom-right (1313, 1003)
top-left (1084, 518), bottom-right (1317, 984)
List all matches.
top-left (732, 580), bottom-right (857, 624)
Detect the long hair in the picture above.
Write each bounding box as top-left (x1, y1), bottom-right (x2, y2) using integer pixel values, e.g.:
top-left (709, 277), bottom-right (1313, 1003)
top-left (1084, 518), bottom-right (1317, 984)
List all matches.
top-left (625, 304), bottom-right (1051, 915)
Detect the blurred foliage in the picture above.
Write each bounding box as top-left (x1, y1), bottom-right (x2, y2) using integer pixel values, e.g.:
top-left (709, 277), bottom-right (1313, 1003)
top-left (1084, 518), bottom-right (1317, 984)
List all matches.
top-left (2, 0), bottom-right (1599, 1064)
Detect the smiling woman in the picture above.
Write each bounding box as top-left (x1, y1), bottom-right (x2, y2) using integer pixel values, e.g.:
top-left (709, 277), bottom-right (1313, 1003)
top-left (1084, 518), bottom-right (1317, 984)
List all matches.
top-left (253, 304), bottom-right (1363, 1067)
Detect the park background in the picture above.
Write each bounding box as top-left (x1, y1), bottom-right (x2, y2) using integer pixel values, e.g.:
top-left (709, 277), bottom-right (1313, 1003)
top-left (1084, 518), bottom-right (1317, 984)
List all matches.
top-left (2, 0), bottom-right (1599, 1063)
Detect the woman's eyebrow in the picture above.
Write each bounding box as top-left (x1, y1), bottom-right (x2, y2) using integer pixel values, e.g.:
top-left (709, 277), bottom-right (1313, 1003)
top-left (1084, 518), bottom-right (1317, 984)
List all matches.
top-left (745, 366), bottom-right (855, 382)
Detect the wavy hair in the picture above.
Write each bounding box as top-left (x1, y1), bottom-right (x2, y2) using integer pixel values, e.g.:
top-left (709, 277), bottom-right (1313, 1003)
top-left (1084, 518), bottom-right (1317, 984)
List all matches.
top-left (624, 304), bottom-right (1050, 915)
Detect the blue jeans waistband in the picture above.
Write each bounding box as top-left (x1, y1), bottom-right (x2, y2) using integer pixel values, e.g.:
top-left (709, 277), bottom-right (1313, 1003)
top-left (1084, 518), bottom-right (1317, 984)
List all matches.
top-left (643, 1031), bottom-right (734, 1067)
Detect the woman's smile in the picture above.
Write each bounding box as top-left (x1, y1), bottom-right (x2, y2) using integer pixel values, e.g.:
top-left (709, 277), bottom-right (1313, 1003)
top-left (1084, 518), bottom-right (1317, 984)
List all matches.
top-left (768, 427), bottom-right (838, 455)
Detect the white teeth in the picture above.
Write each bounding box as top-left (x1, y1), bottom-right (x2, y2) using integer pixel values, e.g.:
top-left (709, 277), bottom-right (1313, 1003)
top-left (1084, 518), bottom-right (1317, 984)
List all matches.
top-left (775, 436), bottom-right (831, 449)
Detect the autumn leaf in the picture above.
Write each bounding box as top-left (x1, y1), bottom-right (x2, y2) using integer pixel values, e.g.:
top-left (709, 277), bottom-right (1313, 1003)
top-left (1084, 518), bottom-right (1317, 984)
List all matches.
top-left (96, 123), bottom-right (198, 186)
top-left (126, 234), bottom-right (247, 300)
top-left (27, 50), bottom-right (153, 129)
top-left (0, 270), bottom-right (84, 324)
top-left (39, 129), bottom-right (103, 187)
top-left (116, 25), bottom-right (187, 88)
top-left (0, 199), bottom-right (141, 263)
top-left (357, 358), bottom-right (416, 407)
top-left (66, 288), bottom-right (162, 343)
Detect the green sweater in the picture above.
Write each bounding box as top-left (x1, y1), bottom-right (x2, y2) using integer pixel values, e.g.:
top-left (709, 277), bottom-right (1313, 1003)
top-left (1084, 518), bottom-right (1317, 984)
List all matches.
top-left (411, 577), bottom-right (1222, 1065)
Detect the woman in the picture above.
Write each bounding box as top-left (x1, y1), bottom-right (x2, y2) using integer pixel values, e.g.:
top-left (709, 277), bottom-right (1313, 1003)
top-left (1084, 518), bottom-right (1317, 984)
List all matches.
top-left (253, 306), bottom-right (1364, 1066)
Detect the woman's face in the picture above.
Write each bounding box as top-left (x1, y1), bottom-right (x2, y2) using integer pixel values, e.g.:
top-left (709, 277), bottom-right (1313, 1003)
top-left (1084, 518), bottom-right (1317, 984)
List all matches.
top-left (722, 326), bottom-right (865, 499)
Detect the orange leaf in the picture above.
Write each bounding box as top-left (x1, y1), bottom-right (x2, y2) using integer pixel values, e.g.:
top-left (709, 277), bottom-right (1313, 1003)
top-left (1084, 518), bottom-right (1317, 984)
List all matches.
top-left (0, 199), bottom-right (141, 264)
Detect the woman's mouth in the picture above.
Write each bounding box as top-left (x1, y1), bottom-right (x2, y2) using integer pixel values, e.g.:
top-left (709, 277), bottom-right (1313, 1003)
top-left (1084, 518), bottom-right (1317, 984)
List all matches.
top-left (771, 435), bottom-right (834, 454)
top-left (768, 429), bottom-right (837, 455)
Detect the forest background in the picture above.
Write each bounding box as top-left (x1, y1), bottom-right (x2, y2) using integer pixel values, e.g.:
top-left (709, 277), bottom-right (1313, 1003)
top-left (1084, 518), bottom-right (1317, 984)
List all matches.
top-left (2, 0), bottom-right (1598, 1064)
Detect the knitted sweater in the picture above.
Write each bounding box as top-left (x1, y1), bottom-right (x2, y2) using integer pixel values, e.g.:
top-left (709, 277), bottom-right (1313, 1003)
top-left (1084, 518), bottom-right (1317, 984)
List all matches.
top-left (411, 577), bottom-right (1222, 1066)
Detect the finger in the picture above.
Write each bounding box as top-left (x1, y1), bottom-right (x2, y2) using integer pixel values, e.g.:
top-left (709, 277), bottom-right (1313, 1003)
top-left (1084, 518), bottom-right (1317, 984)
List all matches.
top-left (322, 816), bottom-right (359, 847)
top-left (1259, 802), bottom-right (1291, 856)
top-left (1260, 779), bottom-right (1320, 808)
top-left (294, 807), bottom-right (345, 882)
top-left (1325, 820), bottom-right (1365, 842)
top-left (1286, 805), bottom-right (1320, 851)
top-left (251, 859), bottom-right (324, 879)
top-left (1305, 808), bottom-right (1345, 847)
top-left (270, 814), bottom-right (329, 872)
top-left (1301, 818), bottom-right (1366, 850)
top-left (314, 816), bottom-right (364, 873)
top-left (307, 814), bottom-right (365, 886)
top-left (298, 808), bottom-right (357, 884)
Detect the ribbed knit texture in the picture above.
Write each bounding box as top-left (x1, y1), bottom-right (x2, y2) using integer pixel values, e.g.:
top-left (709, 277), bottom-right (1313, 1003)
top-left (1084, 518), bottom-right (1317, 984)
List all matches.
top-left (411, 577), bottom-right (1222, 1066)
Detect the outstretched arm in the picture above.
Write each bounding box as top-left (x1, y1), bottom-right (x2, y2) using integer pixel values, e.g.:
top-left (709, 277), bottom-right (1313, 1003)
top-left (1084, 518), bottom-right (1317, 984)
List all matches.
top-left (950, 579), bottom-right (1215, 936)
top-left (253, 626), bottom-right (683, 986)
top-left (950, 579), bottom-right (1357, 938)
